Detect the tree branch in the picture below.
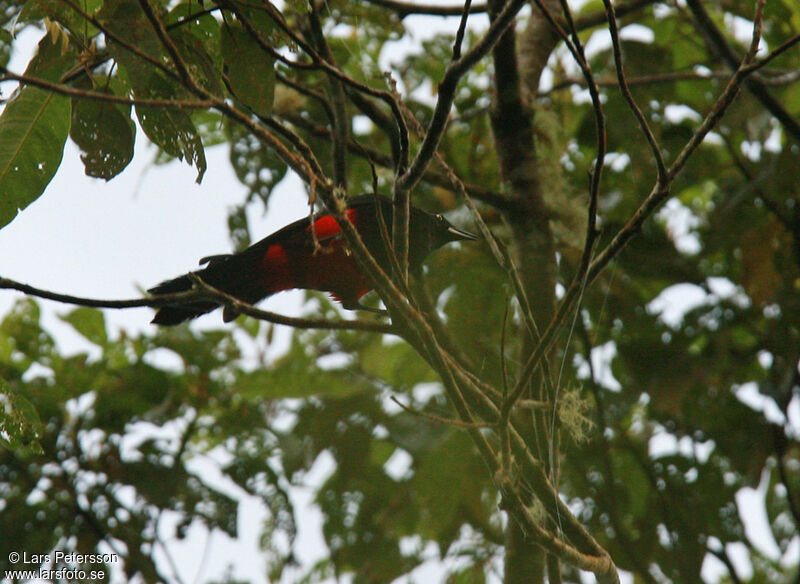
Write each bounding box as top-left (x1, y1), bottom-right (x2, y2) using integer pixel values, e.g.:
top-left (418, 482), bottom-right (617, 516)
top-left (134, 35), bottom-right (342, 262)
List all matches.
top-left (0, 69), bottom-right (214, 109)
top-left (601, 0), bottom-right (666, 181)
top-left (0, 276), bottom-right (394, 334)
top-left (396, 0), bottom-right (529, 192)
top-left (686, 0), bottom-right (800, 142)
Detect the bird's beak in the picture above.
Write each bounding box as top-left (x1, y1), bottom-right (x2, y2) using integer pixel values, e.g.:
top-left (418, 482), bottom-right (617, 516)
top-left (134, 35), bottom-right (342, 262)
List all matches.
top-left (447, 225), bottom-right (478, 241)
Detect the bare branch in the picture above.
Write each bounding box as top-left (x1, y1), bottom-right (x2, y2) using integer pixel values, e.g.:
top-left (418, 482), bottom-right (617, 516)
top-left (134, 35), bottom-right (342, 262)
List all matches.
top-left (0, 276), bottom-right (393, 334)
top-left (396, 0), bottom-right (529, 192)
top-left (452, 0), bottom-right (474, 60)
top-left (600, 0), bottom-right (666, 181)
top-left (744, 33), bottom-right (800, 74)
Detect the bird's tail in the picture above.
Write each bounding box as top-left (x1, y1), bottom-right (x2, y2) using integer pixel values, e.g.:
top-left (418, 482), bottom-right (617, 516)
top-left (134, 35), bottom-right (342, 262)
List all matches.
top-left (148, 275), bottom-right (219, 325)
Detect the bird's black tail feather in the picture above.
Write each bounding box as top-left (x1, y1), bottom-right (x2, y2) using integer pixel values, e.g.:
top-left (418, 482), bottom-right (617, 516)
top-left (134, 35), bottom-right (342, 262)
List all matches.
top-left (148, 275), bottom-right (219, 325)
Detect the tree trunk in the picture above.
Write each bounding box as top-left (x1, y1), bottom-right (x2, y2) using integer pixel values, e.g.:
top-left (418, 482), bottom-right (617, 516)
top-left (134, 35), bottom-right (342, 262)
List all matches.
top-left (488, 0), bottom-right (563, 581)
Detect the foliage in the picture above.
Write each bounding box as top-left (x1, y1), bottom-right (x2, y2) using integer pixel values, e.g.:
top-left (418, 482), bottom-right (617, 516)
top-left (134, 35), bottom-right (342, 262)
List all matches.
top-left (1, 0), bottom-right (799, 583)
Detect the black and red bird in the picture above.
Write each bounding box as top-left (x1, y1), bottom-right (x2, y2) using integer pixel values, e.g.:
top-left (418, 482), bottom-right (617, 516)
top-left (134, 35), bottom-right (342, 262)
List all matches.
top-left (148, 194), bottom-right (476, 325)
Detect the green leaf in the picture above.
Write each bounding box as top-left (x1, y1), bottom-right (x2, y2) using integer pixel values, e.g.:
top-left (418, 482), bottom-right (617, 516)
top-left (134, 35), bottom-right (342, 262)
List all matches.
top-left (0, 33), bottom-right (73, 230)
top-left (100, 0), bottom-right (207, 182)
top-left (167, 5), bottom-right (225, 97)
top-left (70, 88), bottom-right (136, 180)
top-left (236, 361), bottom-right (369, 400)
top-left (135, 99), bottom-right (208, 182)
top-left (411, 430), bottom-right (489, 550)
top-left (221, 21), bottom-right (276, 116)
top-left (59, 307), bottom-right (108, 347)
top-left (359, 337), bottom-right (436, 390)
top-left (226, 117), bottom-right (287, 204)
top-left (0, 378), bottom-right (44, 454)
top-left (19, 0), bottom-right (102, 37)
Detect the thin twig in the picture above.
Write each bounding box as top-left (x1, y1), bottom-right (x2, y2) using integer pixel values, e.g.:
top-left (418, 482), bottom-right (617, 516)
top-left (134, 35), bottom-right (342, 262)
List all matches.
top-left (600, 0), bottom-right (666, 181)
top-left (744, 33), bottom-right (800, 74)
top-left (396, 0), bottom-right (529, 192)
top-left (137, 0), bottom-right (197, 91)
top-left (307, 1), bottom-right (349, 190)
top-left (390, 396), bottom-right (488, 428)
top-left (452, 0), bottom-right (474, 60)
top-left (0, 70), bottom-right (213, 109)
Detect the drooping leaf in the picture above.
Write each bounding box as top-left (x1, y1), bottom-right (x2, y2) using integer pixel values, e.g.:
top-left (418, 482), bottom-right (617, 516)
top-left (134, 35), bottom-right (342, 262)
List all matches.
top-left (221, 20), bottom-right (276, 117)
top-left (134, 98), bottom-right (208, 183)
top-left (99, 0), bottom-right (207, 182)
top-left (59, 306), bottom-right (108, 347)
top-left (70, 88), bottom-right (136, 180)
top-left (0, 378), bottom-right (43, 453)
top-left (226, 116), bottom-right (287, 204)
top-left (0, 33), bottom-right (73, 229)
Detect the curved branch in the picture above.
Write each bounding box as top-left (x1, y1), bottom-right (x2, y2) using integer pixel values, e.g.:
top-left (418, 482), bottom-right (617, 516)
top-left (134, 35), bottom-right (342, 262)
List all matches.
top-left (0, 276), bottom-right (394, 334)
top-left (360, 0), bottom-right (488, 18)
top-left (601, 0), bottom-right (666, 181)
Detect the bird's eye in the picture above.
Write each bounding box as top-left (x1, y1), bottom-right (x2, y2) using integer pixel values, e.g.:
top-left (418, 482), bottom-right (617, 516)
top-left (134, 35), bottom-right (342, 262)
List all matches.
top-left (435, 213), bottom-right (444, 221)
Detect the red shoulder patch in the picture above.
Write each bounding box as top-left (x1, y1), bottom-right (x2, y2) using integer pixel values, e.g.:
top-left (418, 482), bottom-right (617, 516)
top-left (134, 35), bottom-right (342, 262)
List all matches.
top-left (309, 209), bottom-right (360, 240)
